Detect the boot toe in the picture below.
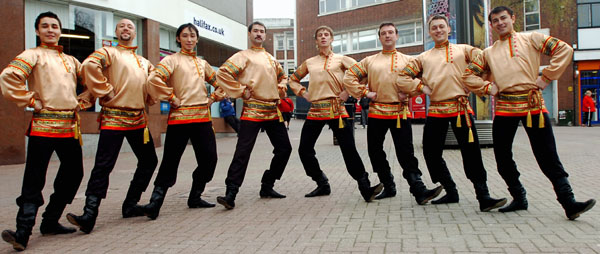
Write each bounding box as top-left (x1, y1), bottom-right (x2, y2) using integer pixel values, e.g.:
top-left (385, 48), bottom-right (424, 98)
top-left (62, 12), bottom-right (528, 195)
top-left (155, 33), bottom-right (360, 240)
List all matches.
top-left (567, 199), bottom-right (596, 220)
top-left (416, 186), bottom-right (444, 205)
top-left (2, 230), bottom-right (26, 251)
top-left (217, 196), bottom-right (235, 209)
top-left (304, 185), bottom-right (331, 197)
top-left (480, 198), bottom-right (507, 212)
top-left (431, 194), bottom-right (459, 204)
top-left (40, 222), bottom-right (77, 235)
top-left (189, 199), bottom-right (216, 208)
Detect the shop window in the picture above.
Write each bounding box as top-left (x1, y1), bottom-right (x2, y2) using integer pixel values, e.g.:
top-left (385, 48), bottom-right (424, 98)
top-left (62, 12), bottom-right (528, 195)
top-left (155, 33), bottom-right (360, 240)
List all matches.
top-left (524, 0), bottom-right (540, 31)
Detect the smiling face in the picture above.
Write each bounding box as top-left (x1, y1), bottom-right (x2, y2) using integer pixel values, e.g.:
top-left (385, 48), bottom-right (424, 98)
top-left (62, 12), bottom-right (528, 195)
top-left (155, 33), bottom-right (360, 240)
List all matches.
top-left (378, 25), bottom-right (398, 51)
top-left (490, 10), bottom-right (515, 37)
top-left (115, 19), bottom-right (136, 45)
top-left (177, 27), bottom-right (198, 52)
top-left (315, 28), bottom-right (333, 49)
top-left (248, 24), bottom-right (266, 47)
top-left (35, 17), bottom-right (61, 45)
top-left (429, 18), bottom-right (451, 45)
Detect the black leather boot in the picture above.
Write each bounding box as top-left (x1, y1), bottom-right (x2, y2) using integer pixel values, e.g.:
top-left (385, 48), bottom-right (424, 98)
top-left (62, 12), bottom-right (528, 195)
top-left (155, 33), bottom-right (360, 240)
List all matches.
top-left (357, 173), bottom-right (383, 202)
top-left (553, 177), bottom-right (596, 220)
top-left (217, 184), bottom-right (239, 209)
top-left (66, 195), bottom-right (101, 234)
top-left (305, 172), bottom-right (331, 197)
top-left (122, 185), bottom-right (145, 218)
top-left (259, 170), bottom-right (286, 198)
top-left (499, 184), bottom-right (528, 212)
top-left (188, 182), bottom-right (215, 208)
top-left (40, 195), bottom-right (76, 235)
top-left (432, 180), bottom-right (459, 204)
top-left (375, 172), bottom-right (396, 200)
top-left (473, 182), bottom-right (507, 212)
top-left (2, 203), bottom-right (38, 251)
top-left (141, 186), bottom-right (168, 220)
top-left (406, 173), bottom-right (443, 205)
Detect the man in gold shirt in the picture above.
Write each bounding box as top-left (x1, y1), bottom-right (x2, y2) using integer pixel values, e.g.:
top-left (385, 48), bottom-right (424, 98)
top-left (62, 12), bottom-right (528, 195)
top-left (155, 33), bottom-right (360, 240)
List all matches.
top-left (0, 12), bottom-right (90, 251)
top-left (462, 6), bottom-right (595, 220)
top-left (215, 21), bottom-right (291, 209)
top-left (344, 23), bottom-right (442, 205)
top-left (67, 19), bottom-right (158, 233)
top-left (398, 15), bottom-right (506, 212)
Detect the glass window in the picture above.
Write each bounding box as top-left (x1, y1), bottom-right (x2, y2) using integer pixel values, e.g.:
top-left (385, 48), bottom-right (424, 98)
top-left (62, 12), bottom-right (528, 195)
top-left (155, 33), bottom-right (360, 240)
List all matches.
top-left (397, 23), bottom-right (415, 45)
top-left (579, 4), bottom-right (591, 27)
top-left (524, 0), bottom-right (539, 12)
top-left (276, 35), bottom-right (284, 50)
top-left (332, 34), bottom-right (347, 53)
top-left (524, 0), bottom-right (540, 31)
top-left (525, 13), bottom-right (540, 30)
top-left (319, 0), bottom-right (325, 13)
top-left (593, 4), bottom-right (600, 26)
top-left (326, 0), bottom-right (341, 13)
top-left (358, 29), bottom-right (377, 50)
top-left (356, 0), bottom-right (376, 7)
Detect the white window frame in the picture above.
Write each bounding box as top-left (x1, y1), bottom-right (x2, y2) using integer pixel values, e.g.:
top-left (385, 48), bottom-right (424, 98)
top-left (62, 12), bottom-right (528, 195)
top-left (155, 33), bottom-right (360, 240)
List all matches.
top-left (524, 0), bottom-right (541, 31)
top-left (331, 21), bottom-right (422, 54)
top-left (319, 0), bottom-right (401, 15)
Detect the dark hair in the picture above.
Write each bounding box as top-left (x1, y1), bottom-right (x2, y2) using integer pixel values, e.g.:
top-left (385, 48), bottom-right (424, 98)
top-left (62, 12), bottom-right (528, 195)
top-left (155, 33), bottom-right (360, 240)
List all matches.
top-left (35, 11), bottom-right (62, 30)
top-left (488, 6), bottom-right (514, 22)
top-left (175, 23), bottom-right (199, 48)
top-left (378, 23), bottom-right (397, 35)
top-left (428, 14), bottom-right (449, 28)
top-left (248, 21), bottom-right (266, 33)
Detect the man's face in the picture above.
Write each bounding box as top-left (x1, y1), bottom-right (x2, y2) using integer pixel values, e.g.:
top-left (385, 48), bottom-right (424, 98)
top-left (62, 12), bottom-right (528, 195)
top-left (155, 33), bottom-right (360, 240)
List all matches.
top-left (429, 19), bottom-right (450, 44)
top-left (248, 24), bottom-right (266, 46)
top-left (315, 29), bottom-right (333, 48)
top-left (177, 27), bottom-right (198, 52)
top-left (116, 19), bottom-right (136, 42)
top-left (35, 17), bottom-right (61, 45)
top-left (378, 25), bottom-right (398, 50)
top-left (490, 10), bottom-right (515, 37)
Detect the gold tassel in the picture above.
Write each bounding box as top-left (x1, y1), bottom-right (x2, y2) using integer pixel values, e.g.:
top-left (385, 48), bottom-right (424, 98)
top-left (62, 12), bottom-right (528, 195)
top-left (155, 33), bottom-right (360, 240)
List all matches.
top-left (396, 114), bottom-right (401, 128)
top-left (468, 128), bottom-right (474, 143)
top-left (456, 114), bottom-right (462, 128)
top-left (339, 117), bottom-right (344, 128)
top-left (403, 109), bottom-right (407, 120)
top-left (526, 110), bottom-right (532, 127)
top-left (277, 108), bottom-right (283, 122)
top-left (74, 116), bottom-right (83, 146)
top-left (143, 127), bottom-right (150, 144)
top-left (539, 112), bottom-right (544, 128)
top-left (329, 107), bottom-right (334, 119)
top-left (208, 107), bottom-right (212, 121)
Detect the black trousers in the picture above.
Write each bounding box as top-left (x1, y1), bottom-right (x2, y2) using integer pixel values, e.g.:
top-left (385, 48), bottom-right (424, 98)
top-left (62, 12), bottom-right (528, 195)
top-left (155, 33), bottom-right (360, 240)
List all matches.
top-left (17, 136), bottom-right (84, 207)
top-left (367, 118), bottom-right (423, 180)
top-left (493, 113), bottom-right (568, 187)
top-left (225, 120), bottom-right (292, 187)
top-left (224, 115), bottom-right (240, 133)
top-left (153, 122), bottom-right (217, 188)
top-left (85, 129), bottom-right (158, 199)
top-left (298, 118), bottom-right (366, 181)
top-left (422, 115), bottom-right (487, 186)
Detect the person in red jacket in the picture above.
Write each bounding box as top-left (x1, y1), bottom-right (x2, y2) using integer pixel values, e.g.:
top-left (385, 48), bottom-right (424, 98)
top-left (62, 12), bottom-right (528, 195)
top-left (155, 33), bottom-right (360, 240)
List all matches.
top-left (582, 90), bottom-right (596, 127)
top-left (278, 96), bottom-right (294, 130)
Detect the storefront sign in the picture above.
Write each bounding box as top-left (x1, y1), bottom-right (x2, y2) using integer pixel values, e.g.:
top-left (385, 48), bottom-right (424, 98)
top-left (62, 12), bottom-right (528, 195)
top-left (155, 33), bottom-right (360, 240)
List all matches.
top-left (193, 17), bottom-right (225, 36)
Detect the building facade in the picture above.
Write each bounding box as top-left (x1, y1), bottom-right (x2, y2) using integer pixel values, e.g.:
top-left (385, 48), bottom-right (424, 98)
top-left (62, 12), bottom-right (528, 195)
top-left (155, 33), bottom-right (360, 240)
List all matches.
top-left (297, 0), bottom-right (582, 124)
top-left (256, 18), bottom-right (296, 76)
top-left (574, 0), bottom-right (600, 126)
top-left (0, 0), bottom-right (253, 165)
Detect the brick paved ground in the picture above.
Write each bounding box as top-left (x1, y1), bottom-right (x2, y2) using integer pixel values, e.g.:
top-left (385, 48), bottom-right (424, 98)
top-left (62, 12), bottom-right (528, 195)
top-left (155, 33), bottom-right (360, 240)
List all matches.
top-left (0, 119), bottom-right (598, 253)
